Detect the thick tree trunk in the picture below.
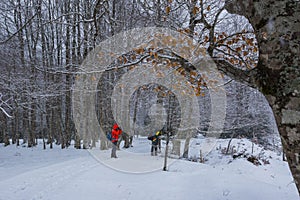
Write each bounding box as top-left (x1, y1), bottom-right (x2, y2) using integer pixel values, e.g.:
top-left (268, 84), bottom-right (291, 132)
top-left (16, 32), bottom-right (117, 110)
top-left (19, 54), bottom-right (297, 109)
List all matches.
top-left (269, 95), bottom-right (300, 192)
top-left (225, 0), bottom-right (300, 194)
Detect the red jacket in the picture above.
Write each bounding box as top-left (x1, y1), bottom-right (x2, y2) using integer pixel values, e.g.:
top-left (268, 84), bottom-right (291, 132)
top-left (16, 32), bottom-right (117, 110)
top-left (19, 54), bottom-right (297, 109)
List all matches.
top-left (111, 123), bottom-right (122, 143)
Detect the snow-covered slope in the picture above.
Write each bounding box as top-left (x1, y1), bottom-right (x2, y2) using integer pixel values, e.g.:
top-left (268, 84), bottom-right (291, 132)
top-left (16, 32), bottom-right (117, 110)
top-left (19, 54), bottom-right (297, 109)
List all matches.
top-left (0, 138), bottom-right (298, 200)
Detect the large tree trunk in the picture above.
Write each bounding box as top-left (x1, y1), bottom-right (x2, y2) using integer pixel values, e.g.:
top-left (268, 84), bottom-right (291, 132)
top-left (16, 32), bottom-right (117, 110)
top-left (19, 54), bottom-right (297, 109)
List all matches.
top-left (225, 0), bottom-right (300, 194)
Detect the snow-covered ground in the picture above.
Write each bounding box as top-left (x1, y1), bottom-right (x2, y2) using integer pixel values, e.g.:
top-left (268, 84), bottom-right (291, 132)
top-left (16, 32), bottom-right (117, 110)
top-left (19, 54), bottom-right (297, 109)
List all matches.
top-left (0, 138), bottom-right (299, 200)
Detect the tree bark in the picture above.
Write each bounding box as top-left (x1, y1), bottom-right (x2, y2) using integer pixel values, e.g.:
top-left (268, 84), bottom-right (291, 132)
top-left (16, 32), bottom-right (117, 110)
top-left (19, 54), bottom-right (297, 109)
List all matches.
top-left (224, 0), bottom-right (300, 194)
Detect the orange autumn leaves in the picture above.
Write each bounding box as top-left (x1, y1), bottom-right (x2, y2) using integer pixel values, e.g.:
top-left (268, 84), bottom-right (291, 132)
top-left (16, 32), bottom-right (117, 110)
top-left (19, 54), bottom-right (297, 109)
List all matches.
top-left (164, 1), bottom-right (258, 70)
top-left (214, 31), bottom-right (258, 70)
top-left (119, 48), bottom-right (207, 97)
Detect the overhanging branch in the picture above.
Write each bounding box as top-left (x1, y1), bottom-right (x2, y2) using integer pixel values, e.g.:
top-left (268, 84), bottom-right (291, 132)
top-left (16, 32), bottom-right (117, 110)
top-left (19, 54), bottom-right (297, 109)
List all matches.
top-left (0, 13), bottom-right (37, 45)
top-left (214, 59), bottom-right (258, 88)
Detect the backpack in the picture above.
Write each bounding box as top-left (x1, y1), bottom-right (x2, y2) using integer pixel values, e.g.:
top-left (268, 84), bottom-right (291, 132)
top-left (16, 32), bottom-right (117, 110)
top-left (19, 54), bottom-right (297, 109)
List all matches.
top-left (147, 135), bottom-right (153, 141)
top-left (106, 131), bottom-right (112, 141)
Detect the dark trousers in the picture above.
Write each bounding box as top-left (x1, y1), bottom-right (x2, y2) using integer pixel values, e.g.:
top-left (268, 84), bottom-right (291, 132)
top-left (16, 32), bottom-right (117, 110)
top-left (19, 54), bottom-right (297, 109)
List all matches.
top-left (111, 141), bottom-right (118, 158)
top-left (151, 145), bottom-right (158, 156)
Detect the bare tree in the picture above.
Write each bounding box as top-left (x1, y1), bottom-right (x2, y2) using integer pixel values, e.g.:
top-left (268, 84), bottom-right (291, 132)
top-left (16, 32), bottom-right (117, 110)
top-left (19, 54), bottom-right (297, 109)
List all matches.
top-left (0, 3), bottom-right (297, 192)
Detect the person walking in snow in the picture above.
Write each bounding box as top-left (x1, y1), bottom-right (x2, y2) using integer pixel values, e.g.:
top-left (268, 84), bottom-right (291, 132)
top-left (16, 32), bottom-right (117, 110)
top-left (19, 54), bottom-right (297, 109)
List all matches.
top-left (111, 123), bottom-right (122, 158)
top-left (148, 130), bottom-right (162, 156)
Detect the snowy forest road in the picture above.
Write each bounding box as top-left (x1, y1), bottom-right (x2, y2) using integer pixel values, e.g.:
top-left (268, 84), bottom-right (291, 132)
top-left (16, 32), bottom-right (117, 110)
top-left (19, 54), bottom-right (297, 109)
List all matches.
top-left (0, 142), bottom-right (299, 200)
top-left (0, 156), bottom-right (98, 200)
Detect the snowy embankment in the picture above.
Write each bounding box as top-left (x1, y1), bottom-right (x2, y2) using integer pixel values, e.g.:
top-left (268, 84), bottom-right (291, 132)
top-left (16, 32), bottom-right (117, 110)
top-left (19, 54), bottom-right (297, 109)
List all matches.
top-left (0, 138), bottom-right (299, 200)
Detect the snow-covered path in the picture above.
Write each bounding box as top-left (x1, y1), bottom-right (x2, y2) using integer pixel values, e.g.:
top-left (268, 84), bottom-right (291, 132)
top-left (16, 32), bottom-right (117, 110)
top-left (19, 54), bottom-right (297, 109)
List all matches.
top-left (0, 139), bottom-right (299, 200)
top-left (0, 157), bottom-right (98, 200)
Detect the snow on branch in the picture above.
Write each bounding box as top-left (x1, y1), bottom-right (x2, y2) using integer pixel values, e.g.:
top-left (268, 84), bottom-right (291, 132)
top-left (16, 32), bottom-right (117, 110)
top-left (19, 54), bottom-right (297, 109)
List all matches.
top-left (214, 59), bottom-right (258, 88)
top-left (0, 106), bottom-right (13, 118)
top-left (0, 94), bottom-right (13, 118)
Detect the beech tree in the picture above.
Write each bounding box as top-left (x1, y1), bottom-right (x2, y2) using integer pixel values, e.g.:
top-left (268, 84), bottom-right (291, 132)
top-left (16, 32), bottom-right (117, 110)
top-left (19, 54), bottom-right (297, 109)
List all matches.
top-left (0, 1), bottom-right (298, 192)
top-left (222, 0), bottom-right (300, 193)
top-left (125, 0), bottom-right (300, 191)
top-left (145, 1), bottom-right (299, 191)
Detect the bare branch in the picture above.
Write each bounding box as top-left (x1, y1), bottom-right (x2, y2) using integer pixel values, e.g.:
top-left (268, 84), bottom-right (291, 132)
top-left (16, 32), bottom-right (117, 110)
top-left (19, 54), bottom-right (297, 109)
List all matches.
top-left (0, 106), bottom-right (13, 118)
top-left (214, 59), bottom-right (258, 88)
top-left (0, 95), bottom-right (13, 118)
top-left (0, 13), bottom-right (37, 45)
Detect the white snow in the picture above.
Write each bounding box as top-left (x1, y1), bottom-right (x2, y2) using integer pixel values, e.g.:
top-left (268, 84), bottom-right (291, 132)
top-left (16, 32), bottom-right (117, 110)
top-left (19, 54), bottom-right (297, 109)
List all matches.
top-left (0, 138), bottom-right (299, 200)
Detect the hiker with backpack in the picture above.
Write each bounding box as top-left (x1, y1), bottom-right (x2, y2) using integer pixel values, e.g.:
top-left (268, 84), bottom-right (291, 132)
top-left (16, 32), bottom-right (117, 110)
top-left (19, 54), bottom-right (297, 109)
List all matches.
top-left (111, 123), bottom-right (122, 158)
top-left (148, 130), bottom-right (162, 156)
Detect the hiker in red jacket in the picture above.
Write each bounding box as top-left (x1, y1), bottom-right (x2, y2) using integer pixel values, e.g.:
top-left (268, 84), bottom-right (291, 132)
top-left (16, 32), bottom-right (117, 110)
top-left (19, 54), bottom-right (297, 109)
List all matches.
top-left (111, 123), bottom-right (122, 158)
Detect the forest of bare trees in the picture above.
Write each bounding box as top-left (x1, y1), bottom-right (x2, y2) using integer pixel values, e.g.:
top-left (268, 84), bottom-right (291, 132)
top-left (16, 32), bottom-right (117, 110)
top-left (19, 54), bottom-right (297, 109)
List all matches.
top-left (0, 0), bottom-right (278, 149)
top-left (0, 0), bottom-right (139, 148)
top-left (0, 0), bottom-right (299, 194)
